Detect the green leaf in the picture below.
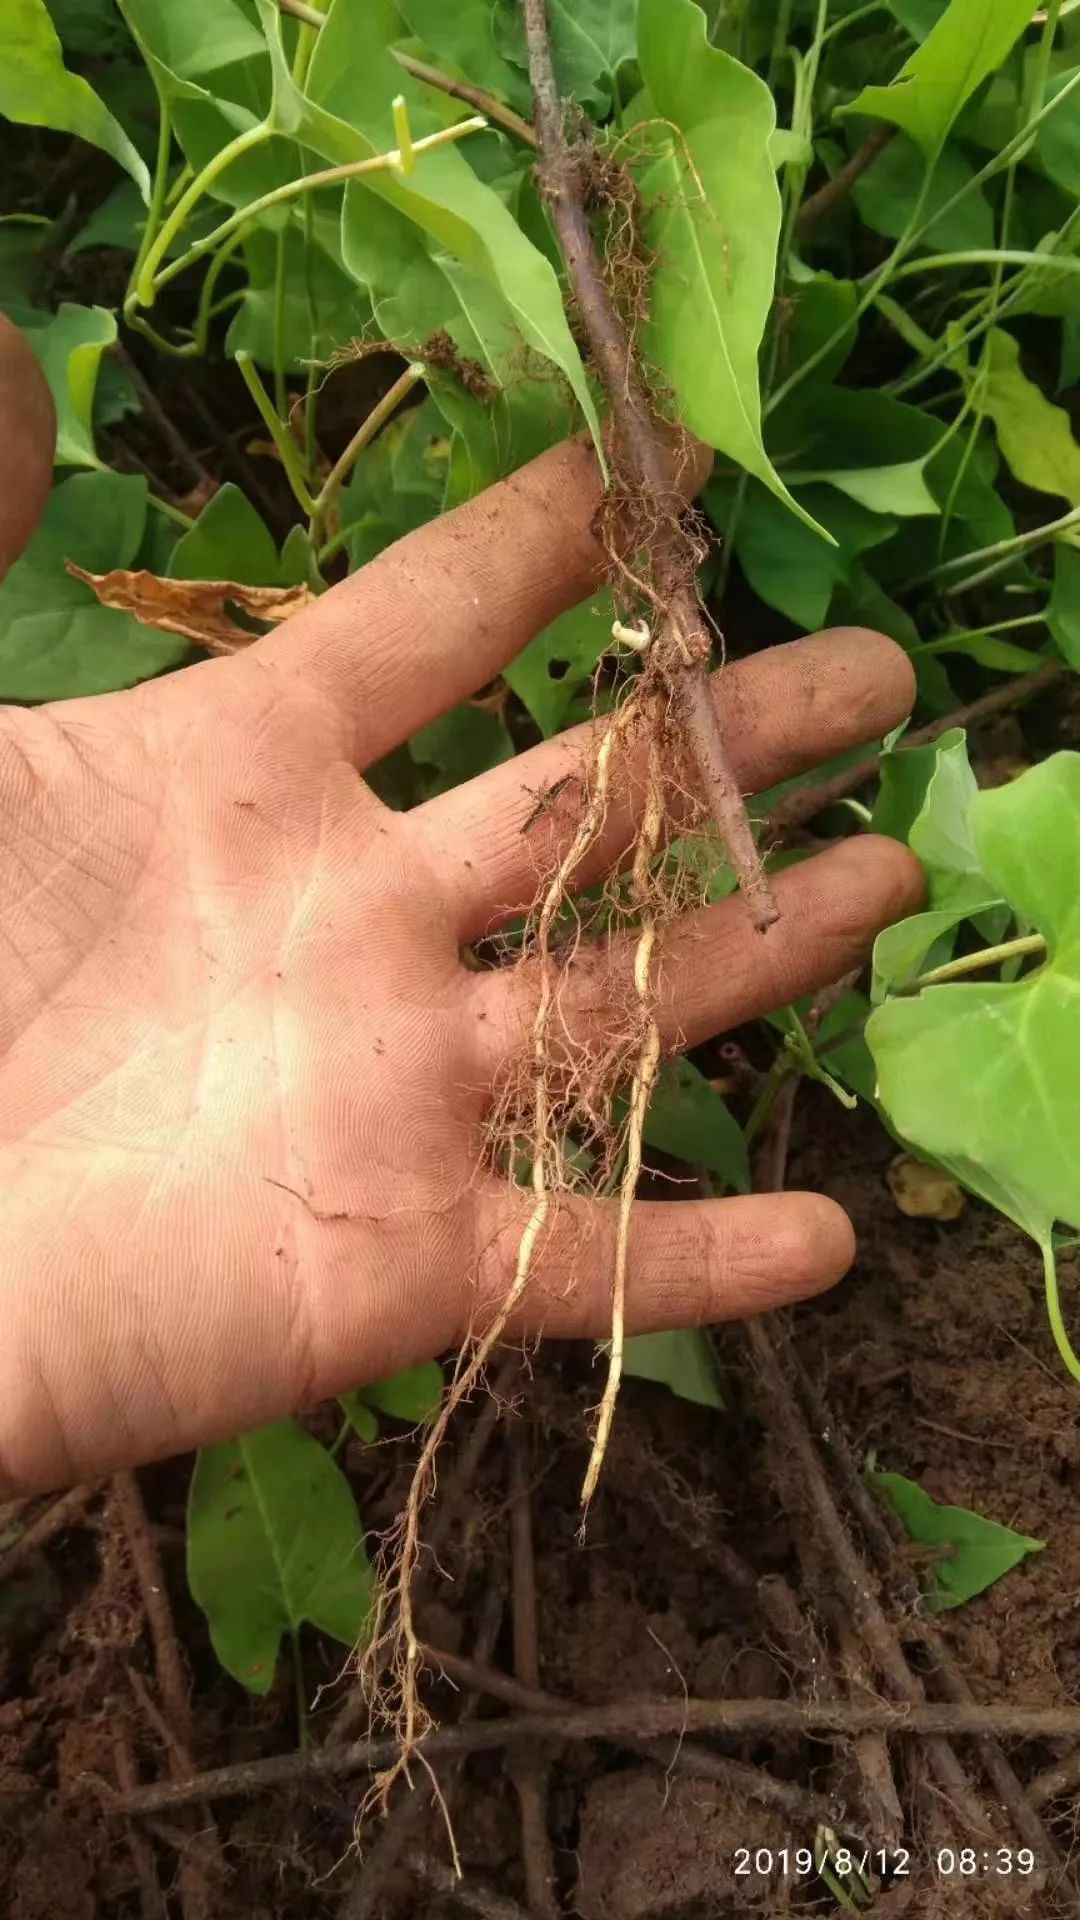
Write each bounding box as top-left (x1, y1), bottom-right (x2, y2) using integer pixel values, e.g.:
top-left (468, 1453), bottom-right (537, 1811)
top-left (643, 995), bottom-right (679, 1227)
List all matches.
top-left (907, 729), bottom-right (995, 912)
top-left (0, 470), bottom-right (189, 701)
top-left (981, 328), bottom-right (1080, 507)
top-left (120, 0), bottom-right (294, 211)
top-left (885, 0), bottom-right (950, 38)
top-left (635, 0), bottom-right (817, 530)
top-left (341, 193), bottom-right (576, 499)
top-left (1035, 66), bottom-right (1080, 199)
top-left (4, 0), bottom-right (149, 198)
top-left (868, 753), bottom-right (1080, 1245)
top-left (67, 179), bottom-right (146, 257)
top-left (398, 0), bottom-right (530, 111)
top-left (273, 0), bottom-right (601, 454)
top-left (169, 483), bottom-right (290, 584)
top-left (47, 0), bottom-right (134, 57)
top-left (409, 703), bottom-right (514, 797)
top-left (772, 388), bottom-right (943, 519)
top-left (1048, 543), bottom-right (1080, 669)
top-left (871, 902), bottom-right (995, 998)
top-left (227, 217), bottom-right (373, 372)
top-left (843, 0), bottom-right (1034, 157)
top-left (853, 134), bottom-right (993, 252)
top-left (351, 1363), bottom-right (444, 1426)
top-left (623, 1330), bottom-right (724, 1409)
top-left (505, 591), bottom-right (613, 737)
top-left (867, 1469), bottom-right (1043, 1612)
top-left (121, 0), bottom-right (266, 83)
top-left (338, 1393), bottom-right (379, 1443)
top-left (871, 725), bottom-right (966, 845)
top-left (495, 0), bottom-right (636, 114)
top-left (777, 269), bottom-right (858, 388)
top-left (18, 303), bottom-right (117, 468)
top-left (706, 477), bottom-right (896, 630)
top-left (188, 1418), bottom-right (374, 1693)
top-left (643, 1056), bottom-right (749, 1192)
top-left (336, 396), bottom-right (449, 570)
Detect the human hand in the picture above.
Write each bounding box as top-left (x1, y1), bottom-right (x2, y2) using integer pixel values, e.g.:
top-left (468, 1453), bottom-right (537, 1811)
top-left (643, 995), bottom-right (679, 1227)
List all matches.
top-left (0, 333), bottom-right (921, 1495)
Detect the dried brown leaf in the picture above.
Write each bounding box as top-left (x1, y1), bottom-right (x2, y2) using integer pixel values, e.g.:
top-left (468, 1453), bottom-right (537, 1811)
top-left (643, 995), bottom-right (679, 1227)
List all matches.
top-left (66, 564), bottom-right (315, 655)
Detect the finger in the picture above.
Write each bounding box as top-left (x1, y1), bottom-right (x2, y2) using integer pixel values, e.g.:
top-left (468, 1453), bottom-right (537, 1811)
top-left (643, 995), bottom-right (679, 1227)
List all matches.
top-left (471, 1184), bottom-right (855, 1343)
top-left (413, 628), bottom-right (916, 940)
top-left (478, 836), bottom-right (923, 1072)
top-left (0, 315), bottom-right (55, 583)
top-left (250, 433), bottom-right (711, 768)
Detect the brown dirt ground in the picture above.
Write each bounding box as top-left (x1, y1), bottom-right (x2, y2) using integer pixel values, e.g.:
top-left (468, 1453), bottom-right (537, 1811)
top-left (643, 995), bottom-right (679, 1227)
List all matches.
top-left (3, 1085), bottom-right (1079, 1919)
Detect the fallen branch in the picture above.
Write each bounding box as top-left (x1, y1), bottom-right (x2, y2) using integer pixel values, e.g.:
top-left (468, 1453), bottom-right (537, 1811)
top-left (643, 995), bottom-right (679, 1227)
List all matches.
top-left (412, 1853), bottom-right (531, 1920)
top-left (0, 1482), bottom-right (101, 1582)
top-left (108, 1697), bottom-right (1080, 1816)
top-left (113, 1470), bottom-right (192, 1761)
top-left (766, 659), bottom-right (1065, 837)
top-left (508, 1427), bottom-right (559, 1920)
top-left (423, 1644), bottom-right (840, 1825)
top-left (783, 1338), bottom-right (1064, 1875)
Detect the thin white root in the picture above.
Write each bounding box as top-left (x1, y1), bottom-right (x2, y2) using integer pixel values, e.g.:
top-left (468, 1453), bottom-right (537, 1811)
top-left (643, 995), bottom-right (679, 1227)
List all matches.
top-left (580, 732), bottom-right (666, 1516)
top-left (363, 698), bottom-right (638, 1799)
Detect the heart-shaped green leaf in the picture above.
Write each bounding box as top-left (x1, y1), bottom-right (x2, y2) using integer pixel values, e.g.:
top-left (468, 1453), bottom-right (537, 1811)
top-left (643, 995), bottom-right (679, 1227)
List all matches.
top-left (868, 753), bottom-right (1080, 1248)
top-left (188, 1418), bottom-right (374, 1694)
top-left (868, 1469), bottom-right (1044, 1611)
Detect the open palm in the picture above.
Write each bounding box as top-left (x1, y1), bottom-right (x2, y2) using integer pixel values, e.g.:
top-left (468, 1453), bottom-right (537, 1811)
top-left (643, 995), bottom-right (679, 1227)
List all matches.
top-left (0, 423), bottom-right (920, 1496)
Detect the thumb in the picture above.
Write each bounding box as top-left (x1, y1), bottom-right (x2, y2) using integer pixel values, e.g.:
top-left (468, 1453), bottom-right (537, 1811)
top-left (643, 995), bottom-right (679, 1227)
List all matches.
top-left (0, 314), bottom-right (56, 583)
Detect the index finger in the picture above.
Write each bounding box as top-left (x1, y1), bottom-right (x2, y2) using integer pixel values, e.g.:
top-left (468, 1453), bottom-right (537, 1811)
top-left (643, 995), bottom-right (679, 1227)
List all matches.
top-left (250, 433), bottom-right (710, 767)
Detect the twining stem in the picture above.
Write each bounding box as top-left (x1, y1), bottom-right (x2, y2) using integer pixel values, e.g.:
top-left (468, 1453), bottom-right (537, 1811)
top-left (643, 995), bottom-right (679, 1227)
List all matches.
top-left (910, 613), bottom-right (1047, 657)
top-left (235, 351), bottom-right (315, 514)
top-left (134, 122), bottom-right (272, 307)
top-left (910, 933), bottom-right (1046, 992)
top-left (1042, 1240), bottom-right (1080, 1386)
top-left (776, 64), bottom-right (1080, 416)
top-left (150, 120), bottom-right (487, 301)
top-left (308, 362), bottom-right (425, 548)
top-left (521, 0), bottom-right (777, 933)
top-left (915, 504), bottom-right (1080, 598)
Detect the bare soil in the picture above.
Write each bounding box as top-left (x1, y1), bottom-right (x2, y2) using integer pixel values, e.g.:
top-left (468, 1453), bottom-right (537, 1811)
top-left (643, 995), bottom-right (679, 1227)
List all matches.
top-left (3, 1080), bottom-right (1080, 1918)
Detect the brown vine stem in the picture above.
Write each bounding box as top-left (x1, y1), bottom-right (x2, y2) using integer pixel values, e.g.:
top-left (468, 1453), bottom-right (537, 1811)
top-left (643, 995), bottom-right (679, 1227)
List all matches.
top-left (795, 125), bottom-right (897, 234)
top-left (111, 1697), bottom-right (1080, 1816)
top-left (765, 658), bottom-right (1065, 838)
top-left (275, 0), bottom-right (538, 147)
top-left (520, 0), bottom-right (778, 935)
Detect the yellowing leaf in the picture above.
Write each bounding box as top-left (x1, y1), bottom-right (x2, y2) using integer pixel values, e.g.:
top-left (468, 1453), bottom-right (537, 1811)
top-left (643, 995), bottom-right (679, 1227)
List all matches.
top-left (981, 328), bottom-right (1080, 507)
top-left (843, 0), bottom-right (1034, 157)
top-left (66, 563), bottom-right (315, 652)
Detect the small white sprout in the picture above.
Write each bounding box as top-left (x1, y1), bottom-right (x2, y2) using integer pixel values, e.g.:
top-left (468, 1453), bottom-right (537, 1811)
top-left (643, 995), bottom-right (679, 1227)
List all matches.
top-left (611, 618), bottom-right (652, 655)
